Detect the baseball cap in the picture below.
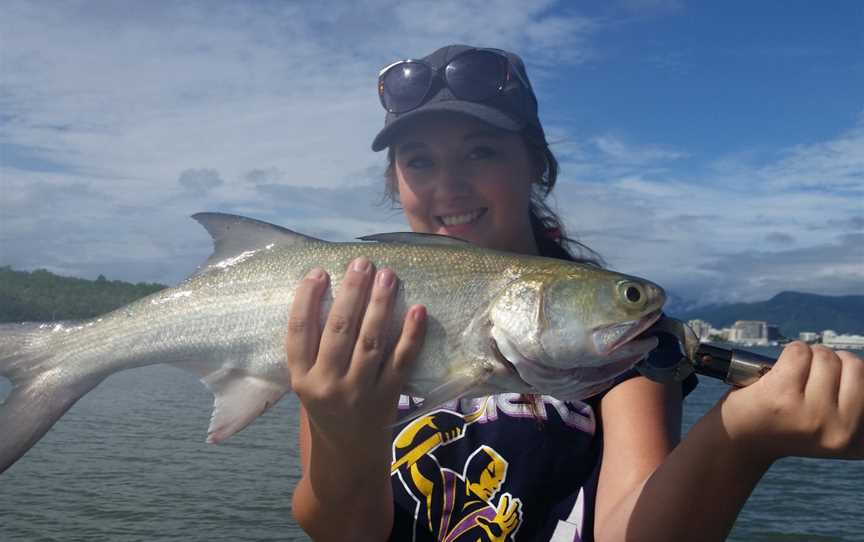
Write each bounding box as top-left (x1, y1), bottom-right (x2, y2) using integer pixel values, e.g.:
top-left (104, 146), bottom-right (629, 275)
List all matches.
top-left (371, 44), bottom-right (548, 151)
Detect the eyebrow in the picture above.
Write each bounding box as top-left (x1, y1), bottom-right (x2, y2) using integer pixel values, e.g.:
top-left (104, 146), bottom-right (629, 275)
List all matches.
top-left (396, 130), bottom-right (506, 153)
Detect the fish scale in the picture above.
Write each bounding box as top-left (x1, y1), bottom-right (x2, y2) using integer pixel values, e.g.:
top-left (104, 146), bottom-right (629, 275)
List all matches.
top-left (0, 212), bottom-right (664, 474)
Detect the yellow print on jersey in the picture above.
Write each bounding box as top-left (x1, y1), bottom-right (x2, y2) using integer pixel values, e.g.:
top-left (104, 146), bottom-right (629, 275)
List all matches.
top-left (391, 405), bottom-right (523, 542)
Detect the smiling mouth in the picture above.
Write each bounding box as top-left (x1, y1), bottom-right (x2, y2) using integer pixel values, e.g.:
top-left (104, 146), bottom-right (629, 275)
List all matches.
top-left (436, 208), bottom-right (486, 227)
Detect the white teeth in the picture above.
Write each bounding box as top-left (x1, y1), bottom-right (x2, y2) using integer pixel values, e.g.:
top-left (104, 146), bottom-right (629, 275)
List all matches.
top-left (439, 210), bottom-right (483, 226)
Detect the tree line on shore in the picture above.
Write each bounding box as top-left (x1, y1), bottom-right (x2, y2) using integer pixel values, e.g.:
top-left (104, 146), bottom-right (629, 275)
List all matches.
top-left (0, 266), bottom-right (165, 323)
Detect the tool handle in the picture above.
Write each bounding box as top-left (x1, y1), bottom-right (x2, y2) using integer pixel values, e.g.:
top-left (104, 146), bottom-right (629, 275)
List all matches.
top-left (692, 343), bottom-right (776, 387)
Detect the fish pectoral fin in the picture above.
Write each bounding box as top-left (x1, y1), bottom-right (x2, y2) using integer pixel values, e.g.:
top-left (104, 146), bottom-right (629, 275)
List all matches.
top-left (395, 363), bottom-right (493, 425)
top-left (175, 364), bottom-right (287, 444)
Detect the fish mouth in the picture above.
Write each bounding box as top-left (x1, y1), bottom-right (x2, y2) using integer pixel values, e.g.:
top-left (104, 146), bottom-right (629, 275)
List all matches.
top-left (490, 311), bottom-right (663, 394)
top-left (592, 309), bottom-right (663, 357)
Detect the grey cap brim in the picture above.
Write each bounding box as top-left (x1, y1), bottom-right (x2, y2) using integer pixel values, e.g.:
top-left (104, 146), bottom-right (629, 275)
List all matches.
top-left (371, 100), bottom-right (525, 152)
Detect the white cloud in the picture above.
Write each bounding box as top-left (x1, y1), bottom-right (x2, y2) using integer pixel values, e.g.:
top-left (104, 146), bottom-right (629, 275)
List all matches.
top-left (591, 135), bottom-right (688, 164)
top-left (758, 121), bottom-right (864, 192)
top-left (549, 126), bottom-right (864, 304)
top-left (3, 0), bottom-right (594, 283)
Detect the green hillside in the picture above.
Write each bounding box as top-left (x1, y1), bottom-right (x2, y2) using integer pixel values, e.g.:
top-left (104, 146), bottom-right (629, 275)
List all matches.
top-left (674, 291), bottom-right (864, 337)
top-left (0, 266), bottom-right (166, 323)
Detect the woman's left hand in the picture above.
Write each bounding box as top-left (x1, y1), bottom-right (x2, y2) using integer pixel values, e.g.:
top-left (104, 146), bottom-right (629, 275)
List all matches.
top-left (718, 341), bottom-right (864, 462)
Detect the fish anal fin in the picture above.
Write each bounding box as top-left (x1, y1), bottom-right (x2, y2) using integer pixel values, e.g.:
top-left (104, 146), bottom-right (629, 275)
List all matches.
top-left (173, 364), bottom-right (287, 444)
top-left (396, 363), bottom-right (493, 425)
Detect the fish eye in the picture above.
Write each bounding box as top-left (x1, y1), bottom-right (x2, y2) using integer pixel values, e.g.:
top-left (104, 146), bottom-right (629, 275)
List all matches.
top-left (618, 281), bottom-right (646, 307)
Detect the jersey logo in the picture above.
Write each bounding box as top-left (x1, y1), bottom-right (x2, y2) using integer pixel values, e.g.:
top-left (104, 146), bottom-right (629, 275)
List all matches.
top-left (391, 402), bottom-right (523, 541)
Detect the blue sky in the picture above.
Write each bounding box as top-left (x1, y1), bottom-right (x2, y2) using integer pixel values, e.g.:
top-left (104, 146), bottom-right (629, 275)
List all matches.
top-left (1, 0), bottom-right (862, 307)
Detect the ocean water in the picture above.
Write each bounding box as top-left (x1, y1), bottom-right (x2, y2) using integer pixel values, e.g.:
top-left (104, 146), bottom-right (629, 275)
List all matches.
top-left (1, 347), bottom-right (862, 541)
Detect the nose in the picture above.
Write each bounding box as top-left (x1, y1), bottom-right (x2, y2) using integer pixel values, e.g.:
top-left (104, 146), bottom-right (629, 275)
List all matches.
top-left (437, 162), bottom-right (472, 196)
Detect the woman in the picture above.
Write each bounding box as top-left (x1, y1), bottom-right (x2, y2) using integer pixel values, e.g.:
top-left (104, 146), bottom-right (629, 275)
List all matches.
top-left (289, 45), bottom-right (864, 541)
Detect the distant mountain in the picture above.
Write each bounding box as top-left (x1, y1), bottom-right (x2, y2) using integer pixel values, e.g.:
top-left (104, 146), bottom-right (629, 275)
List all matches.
top-left (662, 291), bottom-right (704, 316)
top-left (0, 266), bottom-right (166, 323)
top-left (672, 291), bottom-right (864, 338)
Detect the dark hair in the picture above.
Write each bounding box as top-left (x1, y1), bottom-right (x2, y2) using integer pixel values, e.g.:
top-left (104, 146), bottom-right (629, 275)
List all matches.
top-left (384, 138), bottom-right (603, 267)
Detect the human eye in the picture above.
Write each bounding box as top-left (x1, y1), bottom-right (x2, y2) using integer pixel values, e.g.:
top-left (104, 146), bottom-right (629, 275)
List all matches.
top-left (405, 154), bottom-right (434, 169)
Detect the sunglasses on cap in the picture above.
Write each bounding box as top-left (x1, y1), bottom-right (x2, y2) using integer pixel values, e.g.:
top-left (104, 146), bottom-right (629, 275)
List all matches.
top-left (377, 48), bottom-right (535, 114)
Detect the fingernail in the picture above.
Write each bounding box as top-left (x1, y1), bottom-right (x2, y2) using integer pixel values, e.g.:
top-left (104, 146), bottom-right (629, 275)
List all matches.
top-left (306, 268), bottom-right (325, 280)
top-left (377, 268), bottom-right (395, 288)
top-left (352, 257), bottom-right (371, 273)
top-left (411, 305), bottom-right (426, 321)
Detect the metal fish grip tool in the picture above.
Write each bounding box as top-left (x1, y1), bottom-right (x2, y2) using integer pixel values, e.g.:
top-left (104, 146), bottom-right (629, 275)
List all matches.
top-left (636, 316), bottom-right (776, 387)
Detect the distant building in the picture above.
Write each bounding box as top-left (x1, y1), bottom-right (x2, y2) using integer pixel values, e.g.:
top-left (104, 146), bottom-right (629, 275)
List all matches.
top-left (732, 320), bottom-right (768, 345)
top-left (822, 330), bottom-right (864, 350)
top-left (687, 319), bottom-right (713, 340)
top-left (799, 331), bottom-right (819, 343)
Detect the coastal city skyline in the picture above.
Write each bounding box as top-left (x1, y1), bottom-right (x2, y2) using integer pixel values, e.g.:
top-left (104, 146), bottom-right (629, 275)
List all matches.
top-left (688, 318), bottom-right (864, 350)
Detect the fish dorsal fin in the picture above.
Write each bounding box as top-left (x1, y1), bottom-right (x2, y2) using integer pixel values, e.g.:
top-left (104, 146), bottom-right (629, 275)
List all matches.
top-left (358, 232), bottom-right (473, 247)
top-left (191, 212), bottom-right (322, 277)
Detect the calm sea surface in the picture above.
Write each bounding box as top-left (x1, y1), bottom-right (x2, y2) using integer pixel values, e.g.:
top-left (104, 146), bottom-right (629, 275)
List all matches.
top-left (1, 346), bottom-right (862, 541)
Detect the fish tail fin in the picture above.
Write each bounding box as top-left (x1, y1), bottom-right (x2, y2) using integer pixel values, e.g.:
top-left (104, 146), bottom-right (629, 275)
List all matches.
top-left (0, 323), bottom-right (99, 474)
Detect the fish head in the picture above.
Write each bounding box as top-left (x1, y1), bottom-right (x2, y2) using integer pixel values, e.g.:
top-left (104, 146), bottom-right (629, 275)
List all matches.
top-left (487, 266), bottom-right (665, 397)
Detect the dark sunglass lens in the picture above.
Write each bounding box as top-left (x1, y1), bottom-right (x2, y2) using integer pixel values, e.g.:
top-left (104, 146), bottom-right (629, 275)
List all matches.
top-left (381, 62), bottom-right (432, 113)
top-left (445, 51), bottom-right (507, 102)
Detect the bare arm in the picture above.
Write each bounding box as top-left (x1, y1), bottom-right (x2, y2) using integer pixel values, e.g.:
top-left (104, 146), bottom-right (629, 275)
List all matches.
top-left (593, 376), bottom-right (684, 542)
top-left (287, 259), bottom-right (427, 542)
top-left (594, 343), bottom-right (864, 542)
top-left (593, 375), bottom-right (765, 542)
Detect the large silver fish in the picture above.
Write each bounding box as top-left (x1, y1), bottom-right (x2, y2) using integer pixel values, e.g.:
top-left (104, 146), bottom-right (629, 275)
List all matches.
top-left (0, 213), bottom-right (663, 473)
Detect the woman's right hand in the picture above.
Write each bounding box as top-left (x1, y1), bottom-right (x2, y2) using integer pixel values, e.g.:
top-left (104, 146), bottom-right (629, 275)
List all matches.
top-left (287, 256), bottom-right (427, 463)
top-left (289, 257), bottom-right (427, 539)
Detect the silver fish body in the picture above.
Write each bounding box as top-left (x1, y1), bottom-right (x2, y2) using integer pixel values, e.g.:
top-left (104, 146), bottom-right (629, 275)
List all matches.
top-left (0, 213), bottom-right (664, 473)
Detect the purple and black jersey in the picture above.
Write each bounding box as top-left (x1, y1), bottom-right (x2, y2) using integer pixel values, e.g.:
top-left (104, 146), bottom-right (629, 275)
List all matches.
top-left (389, 393), bottom-right (603, 542)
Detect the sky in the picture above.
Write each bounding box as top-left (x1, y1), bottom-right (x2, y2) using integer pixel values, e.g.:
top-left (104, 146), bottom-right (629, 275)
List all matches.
top-left (1, 0), bottom-right (862, 308)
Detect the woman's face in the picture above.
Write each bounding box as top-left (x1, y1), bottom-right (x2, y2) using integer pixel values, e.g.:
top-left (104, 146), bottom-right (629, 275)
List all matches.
top-left (392, 114), bottom-right (539, 255)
